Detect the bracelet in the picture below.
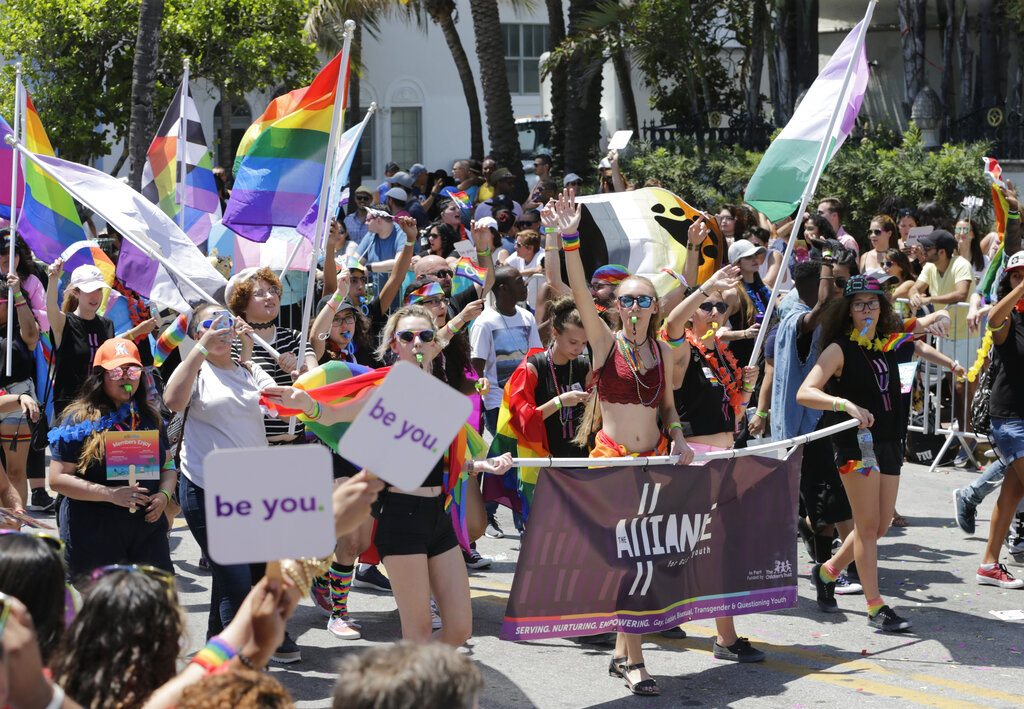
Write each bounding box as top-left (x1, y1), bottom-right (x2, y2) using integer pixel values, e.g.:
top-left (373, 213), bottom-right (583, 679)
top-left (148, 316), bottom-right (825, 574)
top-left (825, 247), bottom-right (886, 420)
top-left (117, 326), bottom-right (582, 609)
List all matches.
top-left (191, 636), bottom-right (237, 673)
top-left (831, 398), bottom-right (846, 412)
top-left (742, 383), bottom-right (754, 392)
top-left (987, 319), bottom-right (1008, 332)
top-left (13, 292), bottom-right (25, 303)
top-left (195, 343), bottom-right (209, 358)
top-left (668, 422), bottom-right (683, 433)
top-left (698, 285), bottom-right (710, 297)
top-left (44, 685), bottom-right (65, 709)
top-left (554, 395), bottom-right (563, 410)
top-left (755, 410), bottom-right (769, 419)
top-left (1008, 211), bottom-right (1020, 220)
top-left (158, 489), bottom-right (172, 504)
top-left (476, 249), bottom-right (491, 257)
top-left (304, 401), bottom-right (322, 421)
top-left (561, 232), bottom-right (580, 251)
top-left (544, 246), bottom-right (559, 252)
top-left (237, 651), bottom-right (258, 671)
top-left (687, 244), bottom-right (701, 252)
top-left (950, 360), bottom-right (960, 371)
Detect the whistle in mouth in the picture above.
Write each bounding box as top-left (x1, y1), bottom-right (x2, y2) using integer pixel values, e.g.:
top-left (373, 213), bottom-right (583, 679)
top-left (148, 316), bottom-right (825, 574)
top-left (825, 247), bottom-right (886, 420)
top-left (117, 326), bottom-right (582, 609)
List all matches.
top-left (701, 323), bottom-right (719, 340)
top-left (631, 315), bottom-right (638, 324)
top-left (415, 353), bottom-right (424, 364)
top-left (124, 384), bottom-right (133, 393)
top-left (860, 318), bottom-right (872, 337)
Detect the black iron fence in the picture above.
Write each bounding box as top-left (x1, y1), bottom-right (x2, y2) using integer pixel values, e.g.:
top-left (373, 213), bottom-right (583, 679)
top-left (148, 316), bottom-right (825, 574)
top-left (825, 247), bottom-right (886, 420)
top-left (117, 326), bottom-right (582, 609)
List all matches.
top-left (949, 106), bottom-right (1024, 158)
top-left (641, 111), bottom-right (774, 152)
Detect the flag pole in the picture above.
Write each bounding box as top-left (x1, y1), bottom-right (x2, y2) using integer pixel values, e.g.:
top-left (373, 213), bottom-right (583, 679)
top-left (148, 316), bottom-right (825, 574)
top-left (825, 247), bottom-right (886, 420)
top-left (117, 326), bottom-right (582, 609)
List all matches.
top-left (288, 20), bottom-right (355, 433)
top-left (746, 0), bottom-right (877, 368)
top-left (6, 64), bottom-right (24, 377)
top-left (176, 58), bottom-right (190, 233)
top-left (6, 135), bottom-right (278, 360)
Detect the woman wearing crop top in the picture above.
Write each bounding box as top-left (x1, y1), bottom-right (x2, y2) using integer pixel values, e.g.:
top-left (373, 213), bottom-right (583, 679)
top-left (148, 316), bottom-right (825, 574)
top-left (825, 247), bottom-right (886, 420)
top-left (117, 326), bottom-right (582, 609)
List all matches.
top-left (550, 193), bottom-right (693, 697)
top-left (263, 304), bottom-right (513, 647)
top-left (661, 261), bottom-right (767, 663)
top-left (797, 275), bottom-right (914, 633)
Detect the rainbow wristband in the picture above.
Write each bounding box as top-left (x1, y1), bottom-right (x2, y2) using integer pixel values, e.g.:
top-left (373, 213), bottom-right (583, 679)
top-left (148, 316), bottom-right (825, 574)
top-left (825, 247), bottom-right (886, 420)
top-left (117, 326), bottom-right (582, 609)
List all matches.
top-left (191, 636), bottom-right (236, 673)
top-left (561, 232), bottom-right (580, 252)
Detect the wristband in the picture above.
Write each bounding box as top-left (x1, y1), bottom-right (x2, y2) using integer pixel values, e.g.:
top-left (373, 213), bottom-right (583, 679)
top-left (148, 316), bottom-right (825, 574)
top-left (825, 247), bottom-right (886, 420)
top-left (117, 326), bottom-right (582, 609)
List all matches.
top-left (158, 489), bottom-right (172, 504)
top-left (405, 239), bottom-right (416, 248)
top-left (162, 460), bottom-right (175, 471)
top-left (447, 321), bottom-right (462, 335)
top-left (195, 343), bottom-right (209, 358)
top-left (950, 360), bottom-right (960, 372)
top-left (298, 400), bottom-right (322, 422)
top-left (44, 685), bottom-right (65, 709)
top-left (476, 249), bottom-right (491, 257)
top-left (668, 422), bottom-right (683, 433)
top-left (755, 410), bottom-right (769, 419)
top-left (742, 383), bottom-right (754, 392)
top-left (687, 244), bottom-right (701, 252)
top-left (13, 292), bottom-right (25, 303)
top-left (554, 395), bottom-right (563, 410)
top-left (191, 636), bottom-right (237, 673)
top-left (561, 232), bottom-right (580, 252)
top-left (544, 246), bottom-right (559, 252)
top-left (987, 319), bottom-right (1008, 332)
top-left (1008, 211), bottom-right (1020, 220)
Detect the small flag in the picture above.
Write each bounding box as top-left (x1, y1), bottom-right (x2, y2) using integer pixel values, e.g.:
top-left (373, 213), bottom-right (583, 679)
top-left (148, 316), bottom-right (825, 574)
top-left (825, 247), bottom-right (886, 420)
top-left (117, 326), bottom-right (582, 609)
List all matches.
top-left (405, 281), bottom-right (444, 305)
top-left (443, 189), bottom-right (472, 211)
top-left (592, 264), bottom-right (631, 285)
top-left (153, 313), bottom-right (188, 367)
top-left (60, 240), bottom-right (116, 286)
top-left (455, 257), bottom-right (487, 286)
top-left (660, 267), bottom-right (688, 288)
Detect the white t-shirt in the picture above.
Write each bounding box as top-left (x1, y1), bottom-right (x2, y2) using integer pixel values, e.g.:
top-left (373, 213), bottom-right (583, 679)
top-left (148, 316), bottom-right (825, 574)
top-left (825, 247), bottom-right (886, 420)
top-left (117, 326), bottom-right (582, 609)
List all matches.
top-left (505, 251), bottom-right (544, 310)
top-left (470, 305), bottom-right (542, 410)
top-left (179, 360), bottom-right (277, 489)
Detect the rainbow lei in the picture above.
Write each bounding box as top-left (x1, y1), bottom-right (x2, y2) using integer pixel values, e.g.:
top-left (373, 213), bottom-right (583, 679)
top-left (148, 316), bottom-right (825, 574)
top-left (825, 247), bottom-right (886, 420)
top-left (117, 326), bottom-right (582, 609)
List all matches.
top-left (848, 328), bottom-right (916, 352)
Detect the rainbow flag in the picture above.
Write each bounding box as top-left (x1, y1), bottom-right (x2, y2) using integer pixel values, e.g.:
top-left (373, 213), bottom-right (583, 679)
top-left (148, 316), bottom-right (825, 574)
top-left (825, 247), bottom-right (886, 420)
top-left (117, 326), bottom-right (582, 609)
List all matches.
top-left (223, 51), bottom-right (349, 242)
top-left (153, 313), bottom-right (189, 367)
top-left (60, 240), bottom-right (116, 285)
top-left (141, 78), bottom-right (221, 245)
top-left (405, 281), bottom-right (444, 305)
top-left (444, 189), bottom-right (471, 211)
top-left (455, 257), bottom-right (486, 286)
top-left (0, 92), bottom-right (86, 262)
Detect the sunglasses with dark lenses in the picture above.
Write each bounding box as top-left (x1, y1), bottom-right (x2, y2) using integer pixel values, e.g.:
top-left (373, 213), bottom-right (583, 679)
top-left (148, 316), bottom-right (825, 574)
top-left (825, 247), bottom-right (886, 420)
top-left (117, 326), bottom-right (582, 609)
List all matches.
top-left (426, 269), bottom-right (453, 280)
top-left (881, 260), bottom-right (894, 268)
top-left (617, 295), bottom-right (655, 308)
top-left (698, 301), bottom-right (729, 314)
top-left (91, 564), bottom-right (176, 588)
top-left (834, 278), bottom-right (848, 290)
top-left (871, 229), bottom-right (884, 235)
top-left (106, 366), bottom-right (143, 381)
top-left (0, 528), bottom-right (64, 551)
top-left (396, 329), bottom-right (436, 344)
top-left (355, 194), bottom-right (372, 201)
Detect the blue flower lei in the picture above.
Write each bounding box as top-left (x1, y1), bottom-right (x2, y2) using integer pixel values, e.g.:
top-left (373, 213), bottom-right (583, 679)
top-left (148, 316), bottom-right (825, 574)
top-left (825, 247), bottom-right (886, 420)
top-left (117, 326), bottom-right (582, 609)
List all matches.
top-left (47, 402), bottom-right (135, 446)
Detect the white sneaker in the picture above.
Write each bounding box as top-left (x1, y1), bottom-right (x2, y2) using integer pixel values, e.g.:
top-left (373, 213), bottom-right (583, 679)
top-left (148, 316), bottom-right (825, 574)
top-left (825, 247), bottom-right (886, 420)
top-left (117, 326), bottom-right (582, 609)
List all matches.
top-left (430, 596), bottom-right (442, 629)
top-left (834, 572), bottom-right (863, 595)
top-left (327, 614), bottom-right (361, 640)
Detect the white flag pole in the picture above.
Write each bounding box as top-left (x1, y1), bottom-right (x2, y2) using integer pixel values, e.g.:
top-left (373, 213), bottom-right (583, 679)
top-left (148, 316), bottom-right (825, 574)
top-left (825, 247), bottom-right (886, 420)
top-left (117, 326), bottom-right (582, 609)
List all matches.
top-left (176, 58), bottom-right (190, 233)
top-left (6, 64), bottom-right (24, 377)
top-left (747, 0), bottom-right (877, 368)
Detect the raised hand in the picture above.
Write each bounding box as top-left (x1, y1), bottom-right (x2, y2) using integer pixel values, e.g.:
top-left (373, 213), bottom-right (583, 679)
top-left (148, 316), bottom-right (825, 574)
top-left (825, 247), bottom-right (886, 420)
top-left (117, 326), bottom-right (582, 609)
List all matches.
top-left (552, 191), bottom-right (582, 235)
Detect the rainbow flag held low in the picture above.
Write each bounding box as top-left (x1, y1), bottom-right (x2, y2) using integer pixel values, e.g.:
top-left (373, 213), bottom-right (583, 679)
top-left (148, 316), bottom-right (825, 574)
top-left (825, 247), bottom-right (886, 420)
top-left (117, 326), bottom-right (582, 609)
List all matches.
top-left (455, 257), bottom-right (487, 286)
top-left (60, 241), bottom-right (116, 286)
top-left (153, 313), bottom-right (189, 367)
top-left (405, 281), bottom-right (444, 305)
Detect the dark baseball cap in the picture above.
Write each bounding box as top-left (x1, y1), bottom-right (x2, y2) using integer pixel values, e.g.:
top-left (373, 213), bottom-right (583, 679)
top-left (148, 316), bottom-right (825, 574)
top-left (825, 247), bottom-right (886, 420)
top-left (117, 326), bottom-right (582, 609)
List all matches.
top-left (918, 229), bottom-right (957, 254)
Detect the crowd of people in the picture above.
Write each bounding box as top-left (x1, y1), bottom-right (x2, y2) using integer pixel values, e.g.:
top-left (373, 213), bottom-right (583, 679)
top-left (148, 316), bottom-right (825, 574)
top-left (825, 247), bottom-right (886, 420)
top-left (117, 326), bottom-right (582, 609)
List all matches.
top-left (0, 146), bottom-right (1021, 707)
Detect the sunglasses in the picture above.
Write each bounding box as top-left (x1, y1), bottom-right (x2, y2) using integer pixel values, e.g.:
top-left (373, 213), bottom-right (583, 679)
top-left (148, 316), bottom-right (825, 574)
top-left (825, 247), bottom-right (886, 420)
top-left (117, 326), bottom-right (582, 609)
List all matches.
top-left (618, 295), bottom-right (654, 308)
top-left (419, 296), bottom-right (447, 307)
top-left (698, 301), bottom-right (729, 314)
top-left (871, 229), bottom-right (885, 235)
top-left (954, 227), bottom-right (970, 235)
top-left (567, 180), bottom-right (582, 187)
top-left (106, 366), bottom-right (143, 381)
top-left (0, 528), bottom-right (64, 551)
top-left (253, 287), bottom-right (282, 298)
top-left (881, 260), bottom-right (894, 268)
top-left (396, 329), bottom-right (436, 344)
top-left (426, 269), bottom-right (453, 280)
top-left (834, 278), bottom-right (848, 290)
top-left (91, 564), bottom-right (176, 588)
top-left (355, 195), bottom-right (372, 201)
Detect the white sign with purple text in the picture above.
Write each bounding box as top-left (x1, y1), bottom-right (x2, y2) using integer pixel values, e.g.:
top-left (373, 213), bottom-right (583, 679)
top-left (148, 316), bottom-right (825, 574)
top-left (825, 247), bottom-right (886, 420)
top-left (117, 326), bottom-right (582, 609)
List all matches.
top-left (338, 361), bottom-right (472, 490)
top-left (204, 446), bottom-right (335, 565)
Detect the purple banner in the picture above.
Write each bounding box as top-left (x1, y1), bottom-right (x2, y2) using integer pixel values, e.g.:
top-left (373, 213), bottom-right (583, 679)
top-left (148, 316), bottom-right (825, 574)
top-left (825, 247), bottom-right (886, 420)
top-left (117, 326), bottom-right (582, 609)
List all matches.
top-left (501, 452), bottom-right (802, 642)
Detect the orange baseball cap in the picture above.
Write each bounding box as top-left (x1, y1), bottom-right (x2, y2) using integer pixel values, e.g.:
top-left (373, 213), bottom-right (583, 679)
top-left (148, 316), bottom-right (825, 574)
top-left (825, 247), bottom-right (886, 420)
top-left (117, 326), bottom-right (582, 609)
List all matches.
top-left (93, 338), bottom-right (143, 370)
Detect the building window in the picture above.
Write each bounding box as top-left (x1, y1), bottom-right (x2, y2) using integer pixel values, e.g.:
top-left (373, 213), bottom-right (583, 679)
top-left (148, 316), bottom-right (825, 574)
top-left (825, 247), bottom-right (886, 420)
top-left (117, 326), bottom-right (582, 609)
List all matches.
top-left (390, 107), bottom-right (421, 168)
top-left (503, 24), bottom-right (547, 95)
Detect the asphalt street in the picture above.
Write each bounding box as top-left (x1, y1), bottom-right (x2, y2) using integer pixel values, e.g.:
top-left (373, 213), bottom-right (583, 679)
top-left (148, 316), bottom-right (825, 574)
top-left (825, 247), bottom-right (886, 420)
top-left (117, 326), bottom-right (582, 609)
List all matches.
top-left (99, 459), bottom-right (1024, 707)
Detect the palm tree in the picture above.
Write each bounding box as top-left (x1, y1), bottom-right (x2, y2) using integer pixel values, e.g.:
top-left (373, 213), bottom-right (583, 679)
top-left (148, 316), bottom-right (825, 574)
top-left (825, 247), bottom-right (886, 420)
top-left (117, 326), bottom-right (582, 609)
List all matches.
top-left (127, 0), bottom-right (166, 190)
top-left (545, 0), bottom-right (567, 175)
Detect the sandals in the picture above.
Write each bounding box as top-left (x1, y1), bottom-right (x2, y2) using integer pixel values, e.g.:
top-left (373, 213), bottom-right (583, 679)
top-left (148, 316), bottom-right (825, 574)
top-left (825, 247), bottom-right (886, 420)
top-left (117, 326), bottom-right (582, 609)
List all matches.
top-left (621, 662), bottom-right (660, 696)
top-left (891, 513), bottom-right (909, 527)
top-left (608, 655), bottom-right (628, 677)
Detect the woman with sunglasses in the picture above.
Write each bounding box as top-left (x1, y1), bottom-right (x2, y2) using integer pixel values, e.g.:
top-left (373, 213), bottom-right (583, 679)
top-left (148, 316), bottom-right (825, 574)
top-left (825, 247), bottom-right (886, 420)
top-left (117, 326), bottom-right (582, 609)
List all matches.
top-left (550, 193), bottom-right (693, 696)
top-left (859, 215), bottom-right (899, 273)
top-left (796, 276), bottom-right (915, 632)
top-left (311, 280), bottom-right (374, 368)
top-left (47, 338), bottom-right (174, 582)
top-left (265, 305), bottom-right (513, 647)
top-left (954, 216), bottom-right (988, 278)
top-left (422, 221), bottom-right (459, 267)
top-left (881, 248), bottom-right (917, 311)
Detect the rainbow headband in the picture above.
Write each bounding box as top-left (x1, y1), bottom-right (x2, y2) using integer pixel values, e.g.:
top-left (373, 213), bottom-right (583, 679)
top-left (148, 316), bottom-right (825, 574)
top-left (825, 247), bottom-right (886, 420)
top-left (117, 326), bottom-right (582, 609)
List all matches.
top-left (405, 282), bottom-right (444, 305)
top-left (592, 264), bottom-right (631, 285)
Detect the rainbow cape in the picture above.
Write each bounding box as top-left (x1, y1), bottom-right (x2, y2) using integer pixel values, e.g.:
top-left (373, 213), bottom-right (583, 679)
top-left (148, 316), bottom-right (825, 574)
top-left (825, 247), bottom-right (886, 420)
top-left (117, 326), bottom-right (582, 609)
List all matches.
top-left (0, 93), bottom-right (86, 262)
top-left (979, 157), bottom-right (1010, 303)
top-left (455, 257), bottom-right (487, 286)
top-left (153, 313), bottom-right (189, 367)
top-left (222, 51), bottom-right (349, 242)
top-left (60, 241), bottom-right (116, 286)
top-left (486, 348), bottom-right (549, 522)
top-left (259, 360), bottom-right (485, 551)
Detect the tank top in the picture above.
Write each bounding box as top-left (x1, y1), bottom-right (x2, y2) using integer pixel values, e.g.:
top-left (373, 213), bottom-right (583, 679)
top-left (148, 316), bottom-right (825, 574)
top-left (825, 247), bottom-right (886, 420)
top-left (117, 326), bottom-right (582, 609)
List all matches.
top-left (528, 350), bottom-right (590, 458)
top-left (825, 336), bottom-right (904, 449)
top-left (596, 337), bottom-right (663, 408)
top-left (675, 345), bottom-right (735, 437)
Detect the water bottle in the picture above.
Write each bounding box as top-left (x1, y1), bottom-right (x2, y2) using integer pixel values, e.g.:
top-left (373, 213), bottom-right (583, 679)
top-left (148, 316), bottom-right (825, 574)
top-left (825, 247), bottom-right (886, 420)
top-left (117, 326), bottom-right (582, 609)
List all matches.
top-left (857, 428), bottom-right (877, 469)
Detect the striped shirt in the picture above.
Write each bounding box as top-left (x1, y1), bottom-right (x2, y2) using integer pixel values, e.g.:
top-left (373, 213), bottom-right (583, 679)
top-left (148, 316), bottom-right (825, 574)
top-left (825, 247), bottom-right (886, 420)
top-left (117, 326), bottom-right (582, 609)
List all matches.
top-left (233, 326), bottom-right (305, 439)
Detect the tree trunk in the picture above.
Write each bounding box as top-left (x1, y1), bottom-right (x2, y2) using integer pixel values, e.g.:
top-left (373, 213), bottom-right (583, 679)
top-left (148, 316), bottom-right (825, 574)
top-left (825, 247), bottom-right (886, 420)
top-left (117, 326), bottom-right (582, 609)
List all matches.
top-left (898, 0), bottom-right (927, 118)
top-left (977, 0), bottom-right (999, 108)
top-left (744, 0), bottom-right (767, 145)
top-left (468, 0), bottom-right (525, 198)
top-left (562, 0), bottom-right (604, 181)
top-left (792, 0), bottom-right (819, 98)
top-left (610, 45), bottom-right (637, 133)
top-left (770, 0), bottom-right (794, 125)
top-left (938, 0), bottom-right (955, 117)
top-left (432, 5), bottom-right (484, 160)
top-left (219, 87), bottom-right (233, 173)
top-left (127, 0), bottom-right (165, 189)
top-left (347, 23), bottom-right (362, 204)
top-left (958, 1), bottom-right (974, 114)
top-left (545, 0), bottom-right (567, 175)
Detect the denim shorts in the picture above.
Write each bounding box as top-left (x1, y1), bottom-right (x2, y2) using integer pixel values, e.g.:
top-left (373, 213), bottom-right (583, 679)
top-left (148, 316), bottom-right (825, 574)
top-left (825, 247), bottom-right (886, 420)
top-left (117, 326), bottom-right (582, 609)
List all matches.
top-left (991, 418), bottom-right (1024, 464)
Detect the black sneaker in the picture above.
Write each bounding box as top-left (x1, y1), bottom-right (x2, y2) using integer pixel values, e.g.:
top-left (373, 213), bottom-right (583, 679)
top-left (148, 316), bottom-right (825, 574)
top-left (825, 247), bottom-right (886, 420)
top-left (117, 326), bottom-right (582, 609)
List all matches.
top-left (270, 632), bottom-right (301, 663)
top-left (353, 565), bottom-right (392, 592)
top-left (810, 563), bottom-right (839, 613)
top-left (658, 626), bottom-right (687, 639)
top-left (29, 488), bottom-right (55, 513)
top-left (867, 605), bottom-right (912, 632)
top-left (713, 637), bottom-right (766, 663)
top-left (797, 517), bottom-right (815, 560)
top-left (463, 548), bottom-right (492, 569)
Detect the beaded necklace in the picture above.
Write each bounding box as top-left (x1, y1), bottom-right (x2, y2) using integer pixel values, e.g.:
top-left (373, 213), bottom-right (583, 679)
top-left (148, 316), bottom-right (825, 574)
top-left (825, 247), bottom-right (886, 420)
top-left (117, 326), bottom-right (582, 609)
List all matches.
top-left (614, 331), bottom-right (662, 407)
top-left (683, 329), bottom-right (745, 417)
top-left (743, 277), bottom-right (770, 316)
top-left (856, 342), bottom-right (893, 413)
top-left (546, 348), bottom-right (576, 438)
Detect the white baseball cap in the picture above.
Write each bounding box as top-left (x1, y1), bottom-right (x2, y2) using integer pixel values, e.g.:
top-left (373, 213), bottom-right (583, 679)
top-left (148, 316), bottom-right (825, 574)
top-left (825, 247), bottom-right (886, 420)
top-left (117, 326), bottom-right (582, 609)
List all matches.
top-left (68, 265), bottom-right (107, 293)
top-left (1005, 250), bottom-right (1024, 273)
top-left (728, 239), bottom-right (766, 264)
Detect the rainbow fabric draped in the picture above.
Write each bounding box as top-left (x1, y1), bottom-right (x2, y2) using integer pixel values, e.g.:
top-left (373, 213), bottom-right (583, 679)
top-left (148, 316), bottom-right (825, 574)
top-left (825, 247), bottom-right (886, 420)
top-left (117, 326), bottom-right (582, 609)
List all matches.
top-left (153, 314), bottom-right (189, 367)
top-left (222, 52), bottom-right (349, 242)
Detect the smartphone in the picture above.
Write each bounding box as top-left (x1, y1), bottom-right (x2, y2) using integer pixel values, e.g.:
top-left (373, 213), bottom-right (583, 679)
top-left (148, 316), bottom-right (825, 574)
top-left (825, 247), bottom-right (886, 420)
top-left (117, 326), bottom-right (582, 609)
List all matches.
top-left (570, 383), bottom-right (583, 392)
top-left (211, 309), bottom-right (233, 330)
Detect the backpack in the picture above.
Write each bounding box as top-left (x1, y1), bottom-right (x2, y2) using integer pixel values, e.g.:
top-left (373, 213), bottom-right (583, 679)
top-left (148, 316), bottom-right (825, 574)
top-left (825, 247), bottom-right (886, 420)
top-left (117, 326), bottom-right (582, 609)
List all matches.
top-left (971, 349), bottom-right (1001, 437)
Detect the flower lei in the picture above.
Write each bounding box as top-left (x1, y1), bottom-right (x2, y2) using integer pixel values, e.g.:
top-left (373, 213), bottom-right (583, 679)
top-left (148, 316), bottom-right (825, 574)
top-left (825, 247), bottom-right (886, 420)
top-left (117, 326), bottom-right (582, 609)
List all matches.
top-left (111, 280), bottom-right (151, 327)
top-left (47, 402), bottom-right (135, 446)
top-left (684, 328), bottom-right (745, 417)
top-left (967, 329), bottom-right (994, 382)
top-left (847, 328), bottom-right (916, 353)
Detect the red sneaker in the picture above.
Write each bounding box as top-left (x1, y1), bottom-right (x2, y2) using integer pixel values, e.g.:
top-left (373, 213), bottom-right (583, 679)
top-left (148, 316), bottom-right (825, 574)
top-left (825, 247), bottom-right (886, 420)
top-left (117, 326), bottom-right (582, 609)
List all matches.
top-left (976, 563), bottom-right (1024, 589)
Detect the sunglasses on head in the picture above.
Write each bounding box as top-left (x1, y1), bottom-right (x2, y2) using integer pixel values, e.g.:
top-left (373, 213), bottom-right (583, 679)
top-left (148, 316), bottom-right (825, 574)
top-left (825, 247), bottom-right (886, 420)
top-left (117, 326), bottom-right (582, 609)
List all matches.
top-left (0, 528), bottom-right (64, 552)
top-left (91, 564), bottom-right (176, 588)
top-left (106, 365), bottom-right (143, 381)
top-left (698, 301), bottom-right (729, 314)
top-left (618, 295), bottom-right (654, 308)
top-left (426, 269), bottom-right (453, 280)
top-left (396, 329), bottom-right (436, 344)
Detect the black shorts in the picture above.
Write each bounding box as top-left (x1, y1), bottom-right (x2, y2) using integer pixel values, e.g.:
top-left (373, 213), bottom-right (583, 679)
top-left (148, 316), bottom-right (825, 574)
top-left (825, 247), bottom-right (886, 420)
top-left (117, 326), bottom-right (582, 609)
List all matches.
top-left (836, 439), bottom-right (905, 477)
top-left (800, 436), bottom-right (852, 530)
top-left (374, 492), bottom-right (458, 559)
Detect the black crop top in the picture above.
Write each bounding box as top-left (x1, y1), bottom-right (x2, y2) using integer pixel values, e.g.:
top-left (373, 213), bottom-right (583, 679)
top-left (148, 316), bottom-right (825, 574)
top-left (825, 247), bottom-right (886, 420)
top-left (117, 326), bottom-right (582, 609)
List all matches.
top-left (675, 346), bottom-right (735, 437)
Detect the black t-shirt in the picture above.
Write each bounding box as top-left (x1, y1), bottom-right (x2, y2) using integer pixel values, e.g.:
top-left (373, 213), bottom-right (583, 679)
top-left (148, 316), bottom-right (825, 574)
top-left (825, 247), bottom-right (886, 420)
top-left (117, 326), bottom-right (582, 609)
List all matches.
top-left (527, 350), bottom-right (590, 458)
top-left (0, 312), bottom-right (37, 387)
top-left (53, 314), bottom-right (115, 418)
top-left (675, 345), bottom-right (736, 437)
top-left (991, 312), bottom-right (1024, 420)
top-left (825, 337), bottom-right (905, 447)
top-left (449, 287), bottom-right (478, 319)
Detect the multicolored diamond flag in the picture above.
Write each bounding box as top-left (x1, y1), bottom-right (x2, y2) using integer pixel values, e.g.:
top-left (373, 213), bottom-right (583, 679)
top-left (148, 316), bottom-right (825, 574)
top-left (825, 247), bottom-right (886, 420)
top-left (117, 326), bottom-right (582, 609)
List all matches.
top-left (454, 257), bottom-right (486, 286)
top-left (141, 77), bottom-right (221, 246)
